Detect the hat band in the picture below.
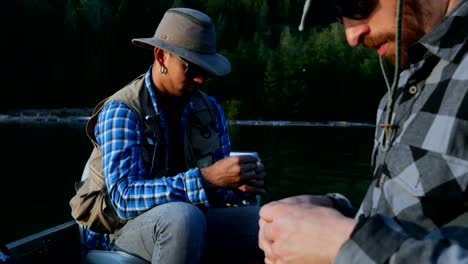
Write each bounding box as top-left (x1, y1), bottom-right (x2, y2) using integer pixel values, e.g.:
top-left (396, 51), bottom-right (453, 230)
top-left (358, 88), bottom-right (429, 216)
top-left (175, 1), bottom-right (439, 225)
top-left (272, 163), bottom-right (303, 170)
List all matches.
top-left (154, 9), bottom-right (217, 54)
top-left (155, 34), bottom-right (215, 54)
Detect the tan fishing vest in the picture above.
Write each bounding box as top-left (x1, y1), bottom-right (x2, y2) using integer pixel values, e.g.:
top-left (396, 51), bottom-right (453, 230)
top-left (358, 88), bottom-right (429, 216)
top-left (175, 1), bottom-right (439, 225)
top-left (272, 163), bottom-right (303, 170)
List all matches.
top-left (70, 74), bottom-right (220, 233)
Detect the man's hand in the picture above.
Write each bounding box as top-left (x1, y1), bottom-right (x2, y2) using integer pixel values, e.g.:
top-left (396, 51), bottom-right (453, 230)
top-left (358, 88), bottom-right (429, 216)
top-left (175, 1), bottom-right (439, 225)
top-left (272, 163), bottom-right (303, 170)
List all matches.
top-left (200, 155), bottom-right (266, 194)
top-left (258, 196), bottom-right (357, 264)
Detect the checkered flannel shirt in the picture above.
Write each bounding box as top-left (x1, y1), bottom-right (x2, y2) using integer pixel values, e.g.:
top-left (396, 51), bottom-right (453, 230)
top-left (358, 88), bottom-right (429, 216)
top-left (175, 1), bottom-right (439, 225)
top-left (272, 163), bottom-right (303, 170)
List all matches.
top-left (333, 1), bottom-right (468, 263)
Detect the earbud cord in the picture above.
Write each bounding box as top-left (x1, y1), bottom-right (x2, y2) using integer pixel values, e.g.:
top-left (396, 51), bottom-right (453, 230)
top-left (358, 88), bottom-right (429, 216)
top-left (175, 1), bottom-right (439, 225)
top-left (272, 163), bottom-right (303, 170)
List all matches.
top-left (378, 0), bottom-right (403, 151)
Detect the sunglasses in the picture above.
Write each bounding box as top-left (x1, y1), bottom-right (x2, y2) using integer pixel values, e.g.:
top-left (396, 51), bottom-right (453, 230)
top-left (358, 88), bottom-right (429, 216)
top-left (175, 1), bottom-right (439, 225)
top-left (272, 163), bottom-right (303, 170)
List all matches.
top-left (334, 0), bottom-right (376, 23)
top-left (173, 54), bottom-right (208, 78)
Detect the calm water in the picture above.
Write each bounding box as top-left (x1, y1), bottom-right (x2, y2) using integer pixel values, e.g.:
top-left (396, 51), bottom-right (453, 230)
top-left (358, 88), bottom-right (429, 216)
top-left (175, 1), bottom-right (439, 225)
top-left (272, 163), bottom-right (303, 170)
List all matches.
top-left (0, 120), bottom-right (375, 244)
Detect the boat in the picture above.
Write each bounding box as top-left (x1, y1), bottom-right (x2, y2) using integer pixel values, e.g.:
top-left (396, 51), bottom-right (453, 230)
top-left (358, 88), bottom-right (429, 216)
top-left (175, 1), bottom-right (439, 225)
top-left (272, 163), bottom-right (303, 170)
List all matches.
top-left (3, 220), bottom-right (81, 264)
top-left (2, 151), bottom-right (262, 264)
top-left (3, 220), bottom-right (151, 264)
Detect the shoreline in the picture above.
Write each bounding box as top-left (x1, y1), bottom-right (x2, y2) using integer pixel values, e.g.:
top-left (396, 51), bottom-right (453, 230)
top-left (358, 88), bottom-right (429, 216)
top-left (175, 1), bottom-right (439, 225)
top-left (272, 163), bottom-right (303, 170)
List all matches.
top-left (3, 108), bottom-right (94, 117)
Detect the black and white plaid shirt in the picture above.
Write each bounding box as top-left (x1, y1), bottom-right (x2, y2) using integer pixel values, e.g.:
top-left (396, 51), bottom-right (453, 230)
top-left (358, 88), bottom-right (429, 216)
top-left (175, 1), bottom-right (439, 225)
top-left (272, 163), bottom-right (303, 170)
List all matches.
top-left (334, 1), bottom-right (468, 263)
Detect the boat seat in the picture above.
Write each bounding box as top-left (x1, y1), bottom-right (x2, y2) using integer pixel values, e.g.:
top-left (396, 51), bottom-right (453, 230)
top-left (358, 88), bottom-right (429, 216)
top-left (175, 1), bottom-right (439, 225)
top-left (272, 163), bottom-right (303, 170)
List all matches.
top-left (79, 225), bottom-right (149, 264)
top-left (86, 250), bottom-right (149, 264)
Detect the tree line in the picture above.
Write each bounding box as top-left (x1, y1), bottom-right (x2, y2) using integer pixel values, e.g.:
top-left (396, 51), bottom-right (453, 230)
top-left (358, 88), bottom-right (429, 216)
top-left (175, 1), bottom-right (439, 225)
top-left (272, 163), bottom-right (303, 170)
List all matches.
top-left (5, 0), bottom-right (387, 123)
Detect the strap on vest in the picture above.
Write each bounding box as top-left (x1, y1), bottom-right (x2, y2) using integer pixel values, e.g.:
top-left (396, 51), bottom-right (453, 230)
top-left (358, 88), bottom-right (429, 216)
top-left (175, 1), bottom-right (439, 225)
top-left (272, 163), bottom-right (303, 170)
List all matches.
top-left (140, 86), bottom-right (167, 177)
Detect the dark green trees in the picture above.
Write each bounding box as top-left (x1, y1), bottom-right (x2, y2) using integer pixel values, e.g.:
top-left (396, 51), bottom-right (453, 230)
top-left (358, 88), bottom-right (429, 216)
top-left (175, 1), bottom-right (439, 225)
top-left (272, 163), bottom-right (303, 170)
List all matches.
top-left (6, 0), bottom-right (385, 123)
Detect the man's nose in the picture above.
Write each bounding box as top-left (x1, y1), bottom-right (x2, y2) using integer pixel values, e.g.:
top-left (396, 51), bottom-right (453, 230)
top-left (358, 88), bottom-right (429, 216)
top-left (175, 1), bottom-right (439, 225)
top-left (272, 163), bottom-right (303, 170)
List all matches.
top-left (192, 75), bottom-right (206, 84)
top-left (342, 18), bottom-right (370, 47)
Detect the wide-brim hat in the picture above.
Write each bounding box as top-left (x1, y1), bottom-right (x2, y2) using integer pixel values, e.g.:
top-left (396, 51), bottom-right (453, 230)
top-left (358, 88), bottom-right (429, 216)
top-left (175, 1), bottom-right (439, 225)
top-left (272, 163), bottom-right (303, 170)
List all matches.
top-left (132, 8), bottom-right (231, 77)
top-left (299, 0), bottom-right (384, 30)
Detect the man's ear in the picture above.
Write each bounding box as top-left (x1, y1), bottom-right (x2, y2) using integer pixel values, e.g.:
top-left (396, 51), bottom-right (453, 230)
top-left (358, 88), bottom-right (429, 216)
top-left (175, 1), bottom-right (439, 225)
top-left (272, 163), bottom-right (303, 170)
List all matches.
top-left (154, 47), bottom-right (165, 66)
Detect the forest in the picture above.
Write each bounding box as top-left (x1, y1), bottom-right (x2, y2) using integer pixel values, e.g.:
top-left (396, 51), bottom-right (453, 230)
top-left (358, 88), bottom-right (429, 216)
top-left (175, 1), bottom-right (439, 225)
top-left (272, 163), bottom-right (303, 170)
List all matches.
top-left (4, 0), bottom-right (389, 123)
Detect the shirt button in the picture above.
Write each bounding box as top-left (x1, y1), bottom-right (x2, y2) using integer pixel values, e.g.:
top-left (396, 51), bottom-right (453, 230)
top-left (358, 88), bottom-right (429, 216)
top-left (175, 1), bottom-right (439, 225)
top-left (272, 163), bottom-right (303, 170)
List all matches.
top-left (408, 85), bottom-right (418, 94)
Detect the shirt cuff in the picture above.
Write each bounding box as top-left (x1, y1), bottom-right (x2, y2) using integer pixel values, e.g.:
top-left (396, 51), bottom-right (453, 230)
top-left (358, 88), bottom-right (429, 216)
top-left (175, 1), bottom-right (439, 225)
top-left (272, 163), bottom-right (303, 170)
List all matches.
top-left (183, 168), bottom-right (210, 208)
top-left (325, 192), bottom-right (357, 218)
top-left (334, 214), bottom-right (408, 263)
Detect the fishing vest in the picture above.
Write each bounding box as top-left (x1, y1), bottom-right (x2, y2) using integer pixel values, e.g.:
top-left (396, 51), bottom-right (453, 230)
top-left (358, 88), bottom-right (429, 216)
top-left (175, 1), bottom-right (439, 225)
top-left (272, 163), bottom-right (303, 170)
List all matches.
top-left (70, 74), bottom-right (220, 233)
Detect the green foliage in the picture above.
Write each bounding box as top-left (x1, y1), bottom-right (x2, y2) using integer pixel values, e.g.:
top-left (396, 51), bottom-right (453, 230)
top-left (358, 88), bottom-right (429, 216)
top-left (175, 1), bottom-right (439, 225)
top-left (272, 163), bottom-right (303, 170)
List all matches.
top-left (7, 0), bottom-right (386, 122)
top-left (222, 99), bottom-right (242, 120)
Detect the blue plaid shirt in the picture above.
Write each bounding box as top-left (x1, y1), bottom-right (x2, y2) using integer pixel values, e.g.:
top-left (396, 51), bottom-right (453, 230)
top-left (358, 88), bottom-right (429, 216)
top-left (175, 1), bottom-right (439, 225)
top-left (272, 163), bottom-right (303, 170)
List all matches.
top-left (85, 67), bottom-right (231, 250)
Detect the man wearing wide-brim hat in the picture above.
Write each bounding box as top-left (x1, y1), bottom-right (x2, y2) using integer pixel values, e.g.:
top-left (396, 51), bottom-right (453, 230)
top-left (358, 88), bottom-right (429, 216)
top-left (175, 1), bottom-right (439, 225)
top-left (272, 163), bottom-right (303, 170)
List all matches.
top-left (73, 7), bottom-right (266, 264)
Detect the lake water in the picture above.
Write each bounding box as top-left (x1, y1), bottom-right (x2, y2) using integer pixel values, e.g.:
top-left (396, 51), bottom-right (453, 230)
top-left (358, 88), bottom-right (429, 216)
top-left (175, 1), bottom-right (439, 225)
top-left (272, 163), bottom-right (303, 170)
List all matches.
top-left (0, 119), bottom-right (375, 244)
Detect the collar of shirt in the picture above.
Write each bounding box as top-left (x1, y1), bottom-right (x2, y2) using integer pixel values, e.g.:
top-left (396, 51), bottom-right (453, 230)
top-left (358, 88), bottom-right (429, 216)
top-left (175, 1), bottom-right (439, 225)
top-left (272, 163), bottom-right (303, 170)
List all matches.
top-left (416, 0), bottom-right (468, 63)
top-left (144, 66), bottom-right (197, 115)
top-left (144, 66), bottom-right (197, 144)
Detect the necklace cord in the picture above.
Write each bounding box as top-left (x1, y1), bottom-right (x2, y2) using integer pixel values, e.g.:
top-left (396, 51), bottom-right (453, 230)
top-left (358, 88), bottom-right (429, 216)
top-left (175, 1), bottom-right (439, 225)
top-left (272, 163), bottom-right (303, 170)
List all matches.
top-left (379, 0), bottom-right (403, 151)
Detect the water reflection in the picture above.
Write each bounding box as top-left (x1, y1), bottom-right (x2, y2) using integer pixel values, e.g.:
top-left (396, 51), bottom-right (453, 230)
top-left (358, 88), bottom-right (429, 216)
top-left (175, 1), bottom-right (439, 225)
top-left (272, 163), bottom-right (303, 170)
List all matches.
top-left (228, 124), bottom-right (374, 205)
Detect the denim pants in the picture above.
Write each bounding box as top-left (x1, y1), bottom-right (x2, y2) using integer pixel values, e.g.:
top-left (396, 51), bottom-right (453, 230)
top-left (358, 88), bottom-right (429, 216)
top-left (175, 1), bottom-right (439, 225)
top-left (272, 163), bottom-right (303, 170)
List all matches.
top-left (110, 202), bottom-right (263, 264)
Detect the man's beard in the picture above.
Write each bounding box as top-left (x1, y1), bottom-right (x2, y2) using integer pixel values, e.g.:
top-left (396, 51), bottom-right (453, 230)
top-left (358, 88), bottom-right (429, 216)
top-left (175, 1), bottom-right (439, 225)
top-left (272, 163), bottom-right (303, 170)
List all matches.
top-left (363, 0), bottom-right (427, 70)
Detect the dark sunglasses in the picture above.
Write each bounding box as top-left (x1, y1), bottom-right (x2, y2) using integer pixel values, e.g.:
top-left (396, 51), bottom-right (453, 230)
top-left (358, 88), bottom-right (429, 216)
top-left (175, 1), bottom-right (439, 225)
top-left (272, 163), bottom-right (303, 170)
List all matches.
top-left (334, 0), bottom-right (376, 23)
top-left (174, 55), bottom-right (208, 78)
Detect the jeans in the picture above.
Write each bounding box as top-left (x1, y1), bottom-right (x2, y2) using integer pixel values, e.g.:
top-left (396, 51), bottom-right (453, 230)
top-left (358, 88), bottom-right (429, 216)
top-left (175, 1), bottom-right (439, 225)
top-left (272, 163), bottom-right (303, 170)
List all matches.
top-left (110, 202), bottom-right (263, 264)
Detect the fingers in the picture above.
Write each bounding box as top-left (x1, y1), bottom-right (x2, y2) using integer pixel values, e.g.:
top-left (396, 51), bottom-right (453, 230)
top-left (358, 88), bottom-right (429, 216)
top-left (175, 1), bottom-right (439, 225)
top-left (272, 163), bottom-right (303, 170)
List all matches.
top-left (259, 201), bottom-right (286, 222)
top-left (240, 162), bottom-right (258, 174)
top-left (238, 182), bottom-right (266, 194)
top-left (259, 218), bottom-right (278, 263)
top-left (236, 155), bottom-right (264, 177)
top-left (207, 155), bottom-right (266, 188)
top-left (240, 162), bottom-right (265, 183)
top-left (255, 162), bottom-right (265, 173)
top-left (237, 154), bottom-right (259, 163)
top-left (258, 219), bottom-right (271, 255)
top-left (246, 180), bottom-right (265, 188)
